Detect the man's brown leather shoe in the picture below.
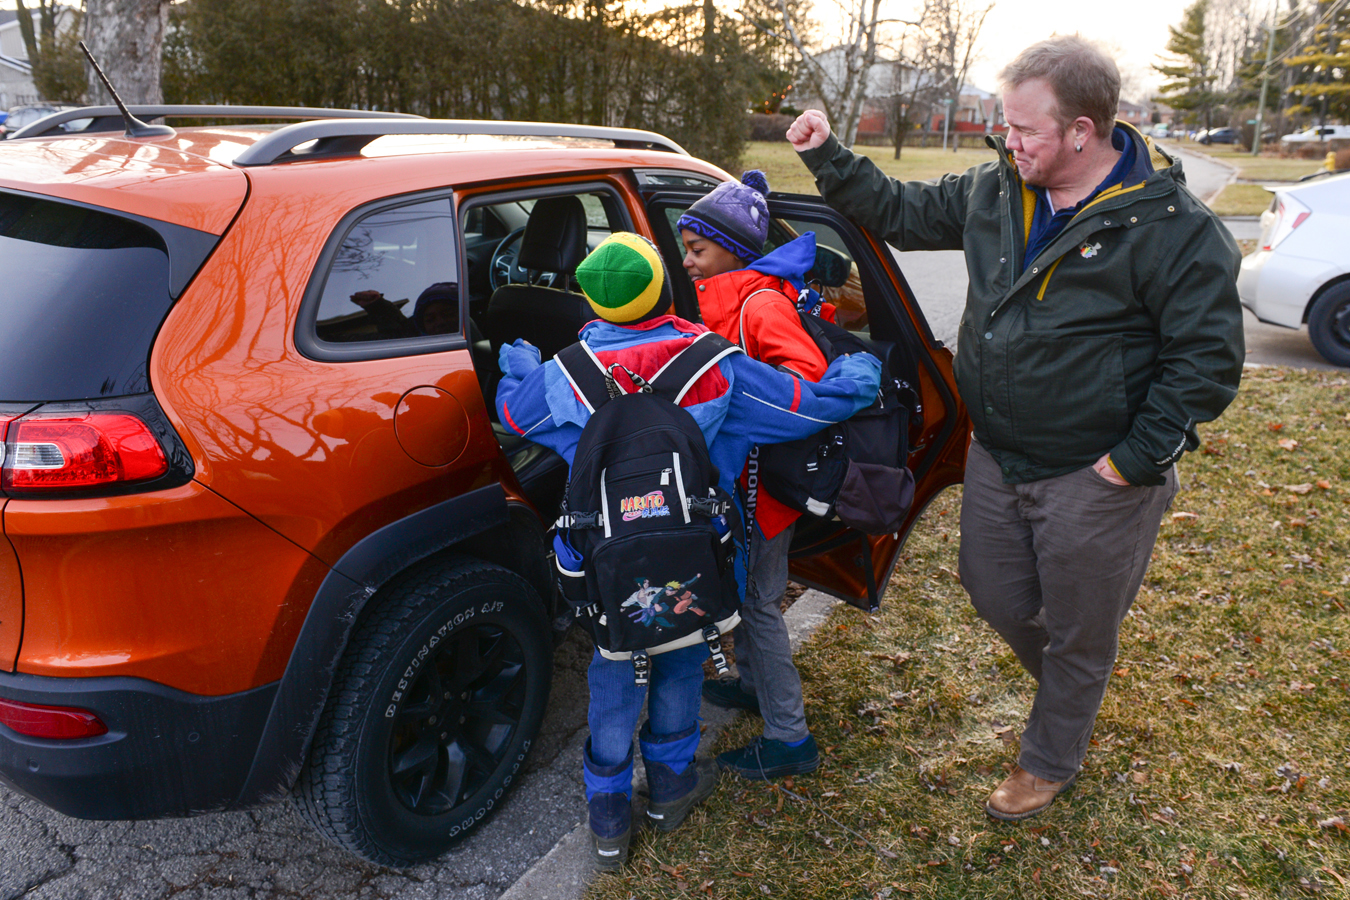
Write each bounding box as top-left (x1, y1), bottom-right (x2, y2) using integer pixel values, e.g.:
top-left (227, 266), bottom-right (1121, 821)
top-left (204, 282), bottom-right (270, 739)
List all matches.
top-left (984, 766), bottom-right (1075, 821)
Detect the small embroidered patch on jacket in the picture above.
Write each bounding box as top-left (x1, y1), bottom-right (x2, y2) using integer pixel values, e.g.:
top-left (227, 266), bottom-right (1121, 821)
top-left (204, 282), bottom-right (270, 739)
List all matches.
top-left (1079, 241), bottom-right (1102, 258)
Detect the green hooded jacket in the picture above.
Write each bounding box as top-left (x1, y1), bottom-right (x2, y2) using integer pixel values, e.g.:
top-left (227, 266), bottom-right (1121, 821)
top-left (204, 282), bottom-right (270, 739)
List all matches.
top-left (798, 124), bottom-right (1244, 486)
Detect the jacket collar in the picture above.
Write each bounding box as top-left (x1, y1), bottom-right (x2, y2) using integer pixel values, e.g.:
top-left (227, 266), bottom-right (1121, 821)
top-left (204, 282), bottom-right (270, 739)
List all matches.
top-left (694, 268), bottom-right (798, 344)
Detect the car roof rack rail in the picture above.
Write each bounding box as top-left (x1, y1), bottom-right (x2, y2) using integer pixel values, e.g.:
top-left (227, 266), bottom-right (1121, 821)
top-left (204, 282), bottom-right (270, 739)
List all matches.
top-left (230, 119), bottom-right (690, 167)
top-left (8, 105), bottom-right (424, 140)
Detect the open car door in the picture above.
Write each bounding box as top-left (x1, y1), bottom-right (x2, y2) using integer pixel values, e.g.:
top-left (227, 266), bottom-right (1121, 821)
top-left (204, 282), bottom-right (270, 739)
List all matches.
top-left (640, 182), bottom-right (971, 610)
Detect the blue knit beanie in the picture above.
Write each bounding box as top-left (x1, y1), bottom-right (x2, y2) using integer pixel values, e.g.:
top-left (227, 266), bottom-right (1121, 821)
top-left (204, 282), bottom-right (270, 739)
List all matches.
top-left (676, 170), bottom-right (770, 263)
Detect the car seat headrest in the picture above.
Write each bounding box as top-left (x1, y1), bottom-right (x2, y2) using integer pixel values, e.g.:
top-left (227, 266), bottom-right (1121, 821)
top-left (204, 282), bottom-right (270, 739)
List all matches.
top-left (517, 195), bottom-right (589, 275)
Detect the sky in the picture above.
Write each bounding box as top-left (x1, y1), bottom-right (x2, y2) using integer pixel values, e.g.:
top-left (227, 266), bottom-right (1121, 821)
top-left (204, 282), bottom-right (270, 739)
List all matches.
top-left (817, 0), bottom-right (1282, 103)
top-left (960, 0), bottom-right (1195, 100)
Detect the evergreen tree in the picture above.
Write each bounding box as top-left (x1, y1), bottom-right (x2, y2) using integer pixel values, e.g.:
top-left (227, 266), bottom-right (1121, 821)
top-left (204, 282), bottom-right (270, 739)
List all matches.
top-left (14, 0), bottom-right (85, 102)
top-left (1285, 0), bottom-right (1350, 123)
top-left (1154, 0), bottom-right (1220, 130)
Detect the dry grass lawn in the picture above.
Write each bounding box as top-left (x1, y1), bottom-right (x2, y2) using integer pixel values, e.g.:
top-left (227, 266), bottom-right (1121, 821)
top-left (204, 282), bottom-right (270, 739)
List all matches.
top-left (588, 367), bottom-right (1350, 900)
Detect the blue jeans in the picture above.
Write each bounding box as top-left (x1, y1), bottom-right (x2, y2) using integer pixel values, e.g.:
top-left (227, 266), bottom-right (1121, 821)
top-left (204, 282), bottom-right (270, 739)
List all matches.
top-left (587, 642), bottom-right (708, 769)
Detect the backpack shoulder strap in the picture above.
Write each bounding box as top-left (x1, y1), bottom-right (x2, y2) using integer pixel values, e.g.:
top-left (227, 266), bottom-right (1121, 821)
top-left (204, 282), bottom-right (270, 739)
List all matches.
top-left (648, 332), bottom-right (741, 404)
top-left (554, 342), bottom-right (611, 413)
top-left (736, 286), bottom-right (793, 352)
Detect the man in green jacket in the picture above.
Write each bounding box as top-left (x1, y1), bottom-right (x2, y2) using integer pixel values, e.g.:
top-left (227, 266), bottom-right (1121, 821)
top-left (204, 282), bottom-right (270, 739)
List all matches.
top-left (789, 35), bottom-right (1243, 820)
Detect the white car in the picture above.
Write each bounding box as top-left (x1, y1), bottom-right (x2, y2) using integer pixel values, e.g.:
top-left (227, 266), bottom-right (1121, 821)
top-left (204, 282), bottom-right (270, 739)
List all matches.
top-left (1280, 125), bottom-right (1350, 144)
top-left (1238, 172), bottom-right (1350, 366)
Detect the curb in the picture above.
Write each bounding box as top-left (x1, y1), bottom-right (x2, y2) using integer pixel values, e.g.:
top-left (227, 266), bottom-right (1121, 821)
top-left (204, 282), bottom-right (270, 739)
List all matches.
top-left (497, 589), bottom-right (843, 900)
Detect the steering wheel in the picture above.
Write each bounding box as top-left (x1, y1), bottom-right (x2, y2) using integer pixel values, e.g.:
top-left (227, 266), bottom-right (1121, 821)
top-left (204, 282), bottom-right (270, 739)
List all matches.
top-left (490, 227), bottom-right (559, 292)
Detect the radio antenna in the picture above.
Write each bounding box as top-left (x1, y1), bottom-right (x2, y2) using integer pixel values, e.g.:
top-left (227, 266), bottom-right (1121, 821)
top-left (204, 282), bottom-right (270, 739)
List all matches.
top-left (79, 41), bottom-right (175, 139)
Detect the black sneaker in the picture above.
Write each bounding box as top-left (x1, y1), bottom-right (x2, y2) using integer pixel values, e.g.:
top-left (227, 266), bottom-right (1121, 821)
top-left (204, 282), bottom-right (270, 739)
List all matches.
top-left (717, 735), bottom-right (820, 780)
top-left (701, 677), bottom-right (761, 715)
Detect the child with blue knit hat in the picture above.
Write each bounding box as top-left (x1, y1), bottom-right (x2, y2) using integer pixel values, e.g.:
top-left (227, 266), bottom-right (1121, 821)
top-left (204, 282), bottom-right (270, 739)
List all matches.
top-left (495, 232), bottom-right (881, 870)
top-left (679, 172), bottom-right (836, 782)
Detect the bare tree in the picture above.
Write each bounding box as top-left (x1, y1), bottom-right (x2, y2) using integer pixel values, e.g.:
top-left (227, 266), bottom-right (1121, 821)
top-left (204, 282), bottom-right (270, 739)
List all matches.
top-left (777, 0), bottom-right (920, 146)
top-left (908, 0), bottom-right (993, 151)
top-left (84, 0), bottom-right (170, 104)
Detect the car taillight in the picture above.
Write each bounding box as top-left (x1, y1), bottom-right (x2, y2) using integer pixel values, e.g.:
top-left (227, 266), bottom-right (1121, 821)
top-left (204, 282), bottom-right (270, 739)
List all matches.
top-left (1262, 194), bottom-right (1311, 251)
top-left (0, 697), bottom-right (108, 739)
top-left (1, 413), bottom-right (168, 492)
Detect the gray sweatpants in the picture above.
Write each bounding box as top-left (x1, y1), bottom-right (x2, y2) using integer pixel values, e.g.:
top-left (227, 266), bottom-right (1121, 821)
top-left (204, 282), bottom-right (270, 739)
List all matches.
top-left (958, 441), bottom-right (1177, 782)
top-left (735, 522), bottom-right (810, 743)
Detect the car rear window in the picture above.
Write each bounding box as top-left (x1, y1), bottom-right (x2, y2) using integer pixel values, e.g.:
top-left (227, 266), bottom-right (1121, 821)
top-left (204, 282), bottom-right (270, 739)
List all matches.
top-left (0, 192), bottom-right (175, 402)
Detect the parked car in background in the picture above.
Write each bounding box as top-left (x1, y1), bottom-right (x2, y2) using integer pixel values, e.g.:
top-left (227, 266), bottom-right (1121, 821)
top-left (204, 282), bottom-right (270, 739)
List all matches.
top-left (0, 104), bottom-right (88, 138)
top-left (1198, 126), bottom-right (1240, 145)
top-left (0, 105), bottom-right (969, 867)
top-left (1280, 125), bottom-right (1350, 144)
top-left (1151, 124), bottom-right (1171, 139)
top-left (1238, 172), bottom-right (1350, 367)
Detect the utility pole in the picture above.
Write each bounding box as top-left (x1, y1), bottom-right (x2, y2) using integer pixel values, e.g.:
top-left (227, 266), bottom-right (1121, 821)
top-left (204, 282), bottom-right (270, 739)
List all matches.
top-left (1252, 4), bottom-right (1278, 156)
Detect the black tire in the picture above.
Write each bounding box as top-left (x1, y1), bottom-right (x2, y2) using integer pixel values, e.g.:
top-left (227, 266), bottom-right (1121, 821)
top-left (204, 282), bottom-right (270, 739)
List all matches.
top-left (294, 558), bottom-right (553, 867)
top-left (1308, 283), bottom-right (1350, 368)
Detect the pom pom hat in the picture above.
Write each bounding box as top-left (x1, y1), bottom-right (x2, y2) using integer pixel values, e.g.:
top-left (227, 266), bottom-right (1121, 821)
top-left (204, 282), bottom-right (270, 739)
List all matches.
top-left (574, 232), bottom-right (674, 324)
top-left (676, 170), bottom-right (770, 263)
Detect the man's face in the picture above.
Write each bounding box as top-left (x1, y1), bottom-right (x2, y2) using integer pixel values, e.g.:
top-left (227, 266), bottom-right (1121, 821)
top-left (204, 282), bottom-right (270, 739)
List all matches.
top-left (1002, 79), bottom-right (1076, 188)
top-left (680, 230), bottom-right (745, 282)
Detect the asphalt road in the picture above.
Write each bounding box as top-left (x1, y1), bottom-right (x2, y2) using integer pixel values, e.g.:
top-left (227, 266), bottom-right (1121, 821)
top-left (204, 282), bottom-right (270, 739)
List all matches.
top-left (1, 627), bottom-right (596, 900)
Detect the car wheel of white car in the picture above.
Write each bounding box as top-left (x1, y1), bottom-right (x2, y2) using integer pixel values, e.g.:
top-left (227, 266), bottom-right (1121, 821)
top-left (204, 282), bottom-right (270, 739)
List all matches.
top-left (1308, 283), bottom-right (1350, 368)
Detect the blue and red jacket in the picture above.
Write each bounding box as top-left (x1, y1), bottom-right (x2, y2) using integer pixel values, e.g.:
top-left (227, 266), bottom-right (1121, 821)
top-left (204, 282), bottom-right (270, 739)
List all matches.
top-left (495, 314), bottom-right (880, 518)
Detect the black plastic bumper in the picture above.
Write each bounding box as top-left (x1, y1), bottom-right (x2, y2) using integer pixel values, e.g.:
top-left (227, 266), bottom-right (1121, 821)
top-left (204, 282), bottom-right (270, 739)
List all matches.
top-left (0, 670), bottom-right (276, 819)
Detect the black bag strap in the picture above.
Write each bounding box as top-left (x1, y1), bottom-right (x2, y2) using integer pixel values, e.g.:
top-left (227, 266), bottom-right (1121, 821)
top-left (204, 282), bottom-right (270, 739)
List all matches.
top-left (554, 342), bottom-right (613, 412)
top-left (647, 331), bottom-right (741, 403)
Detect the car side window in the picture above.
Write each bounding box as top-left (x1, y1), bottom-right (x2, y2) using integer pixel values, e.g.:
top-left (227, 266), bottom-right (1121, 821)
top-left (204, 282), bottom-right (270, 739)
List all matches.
top-left (314, 197), bottom-right (460, 343)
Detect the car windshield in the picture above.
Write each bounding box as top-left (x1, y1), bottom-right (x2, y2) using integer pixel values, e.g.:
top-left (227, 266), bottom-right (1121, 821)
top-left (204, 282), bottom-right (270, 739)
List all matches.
top-left (0, 192), bottom-right (175, 401)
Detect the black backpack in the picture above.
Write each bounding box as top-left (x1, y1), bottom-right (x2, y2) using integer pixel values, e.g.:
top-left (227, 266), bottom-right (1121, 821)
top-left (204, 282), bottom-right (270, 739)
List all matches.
top-left (739, 288), bottom-right (922, 536)
top-left (552, 332), bottom-right (745, 684)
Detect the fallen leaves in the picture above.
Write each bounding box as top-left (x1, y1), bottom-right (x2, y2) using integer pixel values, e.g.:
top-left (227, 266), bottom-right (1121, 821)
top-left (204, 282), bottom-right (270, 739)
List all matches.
top-left (1277, 438), bottom-right (1299, 451)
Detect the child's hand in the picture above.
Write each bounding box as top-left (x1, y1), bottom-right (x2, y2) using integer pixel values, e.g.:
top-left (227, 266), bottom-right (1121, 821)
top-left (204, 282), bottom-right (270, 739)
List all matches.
top-left (787, 110), bottom-right (832, 151)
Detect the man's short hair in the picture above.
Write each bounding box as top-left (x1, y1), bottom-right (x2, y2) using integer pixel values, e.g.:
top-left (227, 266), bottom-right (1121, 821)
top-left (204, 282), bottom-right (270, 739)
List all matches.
top-left (999, 35), bottom-right (1120, 140)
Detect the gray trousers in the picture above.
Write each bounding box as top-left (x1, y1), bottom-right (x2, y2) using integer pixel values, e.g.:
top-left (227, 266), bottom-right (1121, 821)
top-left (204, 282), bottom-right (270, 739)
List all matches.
top-left (958, 441), bottom-right (1177, 782)
top-left (735, 522), bottom-right (810, 743)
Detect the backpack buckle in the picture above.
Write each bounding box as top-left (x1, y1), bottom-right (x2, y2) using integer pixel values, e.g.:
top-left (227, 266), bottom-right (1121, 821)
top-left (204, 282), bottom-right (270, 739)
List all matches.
top-left (686, 497), bottom-right (728, 517)
top-left (702, 625), bottom-right (730, 675)
top-left (556, 511), bottom-right (602, 529)
top-left (632, 650), bottom-right (651, 685)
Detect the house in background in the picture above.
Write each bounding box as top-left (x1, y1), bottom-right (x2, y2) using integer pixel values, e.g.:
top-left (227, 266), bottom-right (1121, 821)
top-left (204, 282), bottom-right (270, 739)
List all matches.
top-left (791, 49), bottom-right (916, 141)
top-left (0, 9), bottom-right (40, 109)
top-left (1117, 99), bottom-right (1150, 130)
top-left (0, 5), bottom-right (78, 111)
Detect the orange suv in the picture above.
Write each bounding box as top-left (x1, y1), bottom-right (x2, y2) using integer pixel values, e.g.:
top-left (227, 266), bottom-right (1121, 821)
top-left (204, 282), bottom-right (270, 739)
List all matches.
top-left (0, 106), bottom-right (969, 866)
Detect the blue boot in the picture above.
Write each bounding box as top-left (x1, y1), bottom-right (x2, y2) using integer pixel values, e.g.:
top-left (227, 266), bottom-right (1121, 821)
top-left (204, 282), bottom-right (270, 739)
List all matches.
top-left (639, 723), bottom-right (719, 833)
top-left (583, 740), bottom-right (633, 871)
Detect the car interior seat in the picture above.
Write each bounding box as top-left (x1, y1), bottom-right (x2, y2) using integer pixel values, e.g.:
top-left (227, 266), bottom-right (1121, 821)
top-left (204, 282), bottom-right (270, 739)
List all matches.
top-left (482, 195), bottom-right (595, 362)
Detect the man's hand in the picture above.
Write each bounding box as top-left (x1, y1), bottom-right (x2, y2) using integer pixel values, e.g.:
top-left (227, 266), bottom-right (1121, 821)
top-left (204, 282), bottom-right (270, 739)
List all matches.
top-left (1092, 453), bottom-right (1131, 486)
top-left (349, 290), bottom-right (384, 308)
top-left (787, 110), bottom-right (832, 151)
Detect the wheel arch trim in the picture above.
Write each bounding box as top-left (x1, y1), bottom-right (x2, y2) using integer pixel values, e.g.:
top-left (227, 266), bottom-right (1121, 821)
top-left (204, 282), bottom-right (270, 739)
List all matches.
top-left (233, 483), bottom-right (512, 807)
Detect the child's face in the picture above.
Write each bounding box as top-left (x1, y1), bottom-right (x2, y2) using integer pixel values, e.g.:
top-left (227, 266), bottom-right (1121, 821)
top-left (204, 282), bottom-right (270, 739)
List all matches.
top-left (680, 230), bottom-right (745, 282)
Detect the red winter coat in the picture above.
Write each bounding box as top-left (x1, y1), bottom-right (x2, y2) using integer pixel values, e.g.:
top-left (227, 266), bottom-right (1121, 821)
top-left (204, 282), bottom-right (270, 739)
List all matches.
top-left (695, 268), bottom-right (828, 539)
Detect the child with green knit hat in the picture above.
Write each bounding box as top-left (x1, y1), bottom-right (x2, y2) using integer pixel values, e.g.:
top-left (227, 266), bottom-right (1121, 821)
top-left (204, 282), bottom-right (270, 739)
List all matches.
top-left (495, 232), bottom-right (882, 871)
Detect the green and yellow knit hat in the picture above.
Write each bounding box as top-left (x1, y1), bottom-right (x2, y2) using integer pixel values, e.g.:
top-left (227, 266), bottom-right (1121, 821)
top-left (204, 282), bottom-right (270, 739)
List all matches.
top-left (575, 232), bottom-right (673, 324)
